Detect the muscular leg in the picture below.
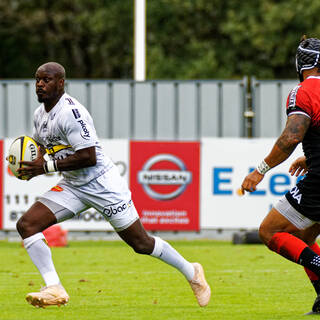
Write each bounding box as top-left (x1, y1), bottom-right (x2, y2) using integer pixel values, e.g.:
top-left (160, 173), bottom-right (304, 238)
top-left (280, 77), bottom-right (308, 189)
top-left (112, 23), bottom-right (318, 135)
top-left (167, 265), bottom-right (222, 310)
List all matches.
top-left (16, 201), bottom-right (60, 287)
top-left (117, 219), bottom-right (194, 280)
top-left (259, 208), bottom-right (300, 245)
top-left (294, 224), bottom-right (320, 295)
top-left (117, 219), bottom-right (211, 307)
top-left (259, 208), bottom-right (320, 275)
top-left (294, 224), bottom-right (320, 247)
top-left (260, 208), bottom-right (320, 313)
top-left (17, 201), bottom-right (57, 239)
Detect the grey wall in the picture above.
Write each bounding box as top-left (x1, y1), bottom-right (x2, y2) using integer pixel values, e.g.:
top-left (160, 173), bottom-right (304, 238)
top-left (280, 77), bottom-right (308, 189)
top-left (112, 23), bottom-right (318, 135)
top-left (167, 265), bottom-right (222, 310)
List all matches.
top-left (0, 78), bottom-right (297, 139)
top-left (252, 79), bottom-right (297, 137)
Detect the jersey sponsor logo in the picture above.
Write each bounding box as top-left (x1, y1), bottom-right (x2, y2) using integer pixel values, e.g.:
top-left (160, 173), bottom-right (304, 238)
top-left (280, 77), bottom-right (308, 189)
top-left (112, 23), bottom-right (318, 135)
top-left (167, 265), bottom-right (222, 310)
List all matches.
top-left (51, 185), bottom-right (64, 192)
top-left (290, 186), bottom-right (302, 204)
top-left (102, 200), bottom-right (132, 218)
top-left (288, 85), bottom-right (301, 109)
top-left (77, 119), bottom-right (90, 139)
top-left (66, 97), bottom-right (75, 105)
top-left (137, 154), bottom-right (192, 200)
top-left (72, 108), bottom-right (81, 119)
top-left (47, 135), bottom-right (62, 143)
top-left (72, 210), bottom-right (105, 222)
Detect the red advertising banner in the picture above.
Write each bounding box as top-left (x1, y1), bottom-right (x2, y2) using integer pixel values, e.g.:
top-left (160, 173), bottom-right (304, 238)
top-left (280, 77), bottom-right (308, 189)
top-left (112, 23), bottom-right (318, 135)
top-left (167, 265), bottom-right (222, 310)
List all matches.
top-left (0, 140), bottom-right (3, 229)
top-left (130, 141), bottom-right (200, 231)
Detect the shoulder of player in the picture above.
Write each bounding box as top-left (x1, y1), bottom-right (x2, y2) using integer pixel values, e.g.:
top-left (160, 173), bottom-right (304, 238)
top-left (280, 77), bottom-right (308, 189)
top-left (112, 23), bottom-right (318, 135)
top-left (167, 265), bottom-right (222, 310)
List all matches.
top-left (60, 94), bottom-right (89, 118)
top-left (299, 76), bottom-right (320, 91)
top-left (62, 93), bottom-right (84, 108)
top-left (288, 81), bottom-right (311, 102)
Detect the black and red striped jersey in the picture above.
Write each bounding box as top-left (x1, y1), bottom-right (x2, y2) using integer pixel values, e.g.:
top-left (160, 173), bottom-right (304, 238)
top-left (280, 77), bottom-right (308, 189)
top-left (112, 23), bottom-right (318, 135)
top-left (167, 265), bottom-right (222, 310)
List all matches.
top-left (285, 76), bottom-right (320, 219)
top-left (286, 76), bottom-right (320, 173)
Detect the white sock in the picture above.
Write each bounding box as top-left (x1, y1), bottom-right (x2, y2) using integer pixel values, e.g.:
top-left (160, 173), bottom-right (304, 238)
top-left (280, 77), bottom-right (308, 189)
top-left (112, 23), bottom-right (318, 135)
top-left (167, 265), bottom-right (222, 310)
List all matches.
top-left (23, 233), bottom-right (60, 287)
top-left (150, 236), bottom-right (195, 280)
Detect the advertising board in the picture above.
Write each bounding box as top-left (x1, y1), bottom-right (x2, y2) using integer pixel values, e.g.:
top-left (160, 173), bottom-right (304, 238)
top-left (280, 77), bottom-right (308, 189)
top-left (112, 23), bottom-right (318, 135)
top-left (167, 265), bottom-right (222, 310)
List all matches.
top-left (0, 140), bottom-right (3, 229)
top-left (130, 141), bottom-right (200, 231)
top-left (2, 137), bottom-right (306, 231)
top-left (200, 138), bottom-right (304, 229)
top-left (3, 139), bottom-right (128, 231)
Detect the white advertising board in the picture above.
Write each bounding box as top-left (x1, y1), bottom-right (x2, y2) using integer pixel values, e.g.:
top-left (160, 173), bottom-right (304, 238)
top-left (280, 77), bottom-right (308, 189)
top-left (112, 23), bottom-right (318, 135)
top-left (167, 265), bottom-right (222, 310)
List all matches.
top-left (200, 138), bottom-right (304, 229)
top-left (3, 137), bottom-right (307, 231)
top-left (3, 139), bottom-right (129, 231)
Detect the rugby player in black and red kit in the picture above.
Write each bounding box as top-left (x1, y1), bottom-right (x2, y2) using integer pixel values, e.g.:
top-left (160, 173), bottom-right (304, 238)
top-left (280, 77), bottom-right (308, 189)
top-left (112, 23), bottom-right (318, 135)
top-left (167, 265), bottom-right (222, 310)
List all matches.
top-left (241, 36), bottom-right (320, 314)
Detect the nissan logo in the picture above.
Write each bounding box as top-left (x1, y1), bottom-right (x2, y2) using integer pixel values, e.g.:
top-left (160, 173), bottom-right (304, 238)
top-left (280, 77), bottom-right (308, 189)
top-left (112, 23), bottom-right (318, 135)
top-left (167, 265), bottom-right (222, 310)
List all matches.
top-left (138, 154), bottom-right (192, 200)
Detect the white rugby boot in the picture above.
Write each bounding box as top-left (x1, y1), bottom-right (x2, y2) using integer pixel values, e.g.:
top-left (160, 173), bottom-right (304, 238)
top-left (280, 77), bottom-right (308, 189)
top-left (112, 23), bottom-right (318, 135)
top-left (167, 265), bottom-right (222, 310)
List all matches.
top-left (26, 284), bottom-right (69, 308)
top-left (189, 262), bottom-right (211, 307)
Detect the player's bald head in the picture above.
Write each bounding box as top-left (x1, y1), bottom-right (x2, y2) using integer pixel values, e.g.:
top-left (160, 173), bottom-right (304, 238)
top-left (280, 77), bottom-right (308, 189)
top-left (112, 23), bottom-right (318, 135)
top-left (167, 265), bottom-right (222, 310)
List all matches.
top-left (35, 62), bottom-right (65, 107)
top-left (36, 62), bottom-right (66, 80)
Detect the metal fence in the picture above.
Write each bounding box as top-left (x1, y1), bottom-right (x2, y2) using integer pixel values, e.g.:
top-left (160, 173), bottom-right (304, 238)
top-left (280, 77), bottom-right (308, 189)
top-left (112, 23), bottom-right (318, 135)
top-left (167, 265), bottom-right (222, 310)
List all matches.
top-left (252, 79), bottom-right (297, 137)
top-left (0, 78), bottom-right (298, 139)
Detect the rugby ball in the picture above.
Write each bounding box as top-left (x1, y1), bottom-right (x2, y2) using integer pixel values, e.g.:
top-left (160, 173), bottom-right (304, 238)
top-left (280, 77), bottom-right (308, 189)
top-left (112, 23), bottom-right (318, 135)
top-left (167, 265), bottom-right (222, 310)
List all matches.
top-left (7, 136), bottom-right (39, 180)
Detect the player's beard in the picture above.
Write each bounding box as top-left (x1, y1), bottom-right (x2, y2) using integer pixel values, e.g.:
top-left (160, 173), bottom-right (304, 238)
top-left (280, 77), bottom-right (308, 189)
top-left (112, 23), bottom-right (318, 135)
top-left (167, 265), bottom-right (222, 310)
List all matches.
top-left (37, 94), bottom-right (46, 103)
top-left (37, 88), bottom-right (60, 104)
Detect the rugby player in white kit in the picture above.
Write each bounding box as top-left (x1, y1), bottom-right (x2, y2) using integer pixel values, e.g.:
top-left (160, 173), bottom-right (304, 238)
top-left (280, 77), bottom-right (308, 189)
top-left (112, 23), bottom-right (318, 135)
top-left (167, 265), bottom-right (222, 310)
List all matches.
top-left (15, 62), bottom-right (211, 308)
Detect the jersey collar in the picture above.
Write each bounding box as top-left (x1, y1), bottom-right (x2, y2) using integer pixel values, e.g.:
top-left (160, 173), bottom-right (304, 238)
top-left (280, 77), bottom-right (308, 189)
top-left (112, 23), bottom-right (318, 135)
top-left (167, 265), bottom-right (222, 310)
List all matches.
top-left (306, 76), bottom-right (320, 80)
top-left (42, 92), bottom-right (66, 114)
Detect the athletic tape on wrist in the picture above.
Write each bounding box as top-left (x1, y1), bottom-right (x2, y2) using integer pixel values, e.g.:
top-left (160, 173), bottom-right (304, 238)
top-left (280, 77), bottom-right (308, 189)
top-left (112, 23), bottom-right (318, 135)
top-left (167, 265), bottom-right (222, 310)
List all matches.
top-left (256, 160), bottom-right (271, 175)
top-left (44, 160), bottom-right (58, 173)
top-left (43, 161), bottom-right (48, 173)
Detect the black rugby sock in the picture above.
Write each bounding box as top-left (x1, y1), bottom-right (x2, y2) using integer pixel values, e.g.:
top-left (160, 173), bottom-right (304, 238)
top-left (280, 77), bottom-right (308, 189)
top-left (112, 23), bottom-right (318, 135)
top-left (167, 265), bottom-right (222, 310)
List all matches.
top-left (299, 247), bottom-right (320, 277)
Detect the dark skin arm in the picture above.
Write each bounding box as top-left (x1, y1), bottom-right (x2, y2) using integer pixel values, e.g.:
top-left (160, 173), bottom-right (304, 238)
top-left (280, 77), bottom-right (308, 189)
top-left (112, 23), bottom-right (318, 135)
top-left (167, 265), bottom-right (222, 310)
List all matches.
top-left (241, 114), bottom-right (310, 193)
top-left (17, 146), bottom-right (97, 180)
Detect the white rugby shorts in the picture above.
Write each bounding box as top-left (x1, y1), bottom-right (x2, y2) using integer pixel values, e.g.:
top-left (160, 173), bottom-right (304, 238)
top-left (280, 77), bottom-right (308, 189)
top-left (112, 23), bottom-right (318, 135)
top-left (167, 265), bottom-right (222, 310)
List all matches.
top-left (39, 166), bottom-right (139, 232)
top-left (274, 196), bottom-right (316, 230)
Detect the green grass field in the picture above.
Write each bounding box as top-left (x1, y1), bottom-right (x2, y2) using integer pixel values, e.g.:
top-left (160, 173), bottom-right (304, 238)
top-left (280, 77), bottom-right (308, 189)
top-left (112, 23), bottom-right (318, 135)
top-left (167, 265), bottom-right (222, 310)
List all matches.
top-left (0, 240), bottom-right (318, 320)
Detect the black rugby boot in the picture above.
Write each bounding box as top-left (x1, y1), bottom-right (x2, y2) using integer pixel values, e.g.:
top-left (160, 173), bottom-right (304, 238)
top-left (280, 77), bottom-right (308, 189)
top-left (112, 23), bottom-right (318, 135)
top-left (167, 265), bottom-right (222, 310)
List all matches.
top-left (305, 294), bottom-right (320, 315)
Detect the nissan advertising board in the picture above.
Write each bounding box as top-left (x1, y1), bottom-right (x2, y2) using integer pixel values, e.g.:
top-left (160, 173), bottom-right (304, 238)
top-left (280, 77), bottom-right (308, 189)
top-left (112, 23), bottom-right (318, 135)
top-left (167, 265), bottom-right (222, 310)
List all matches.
top-left (130, 141), bottom-right (200, 231)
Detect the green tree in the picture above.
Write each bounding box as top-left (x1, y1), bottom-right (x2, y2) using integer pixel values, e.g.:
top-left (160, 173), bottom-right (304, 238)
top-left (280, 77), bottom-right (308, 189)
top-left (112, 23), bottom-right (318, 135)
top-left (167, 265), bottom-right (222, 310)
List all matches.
top-left (2, 0), bottom-right (320, 79)
top-left (0, 0), bottom-right (133, 78)
top-left (147, 0), bottom-right (320, 79)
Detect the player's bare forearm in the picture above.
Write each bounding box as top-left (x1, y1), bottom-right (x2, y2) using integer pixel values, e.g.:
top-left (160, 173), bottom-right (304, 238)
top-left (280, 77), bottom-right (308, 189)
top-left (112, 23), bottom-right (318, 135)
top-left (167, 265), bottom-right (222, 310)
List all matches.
top-left (56, 146), bottom-right (96, 171)
top-left (18, 146), bottom-right (97, 178)
top-left (241, 114), bottom-right (310, 194)
top-left (264, 114), bottom-right (310, 168)
top-left (264, 143), bottom-right (295, 168)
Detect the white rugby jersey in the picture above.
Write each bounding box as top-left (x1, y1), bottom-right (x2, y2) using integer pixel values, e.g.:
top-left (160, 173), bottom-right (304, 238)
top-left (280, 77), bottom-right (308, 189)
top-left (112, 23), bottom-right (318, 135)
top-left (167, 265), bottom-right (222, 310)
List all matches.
top-left (33, 93), bottom-right (113, 186)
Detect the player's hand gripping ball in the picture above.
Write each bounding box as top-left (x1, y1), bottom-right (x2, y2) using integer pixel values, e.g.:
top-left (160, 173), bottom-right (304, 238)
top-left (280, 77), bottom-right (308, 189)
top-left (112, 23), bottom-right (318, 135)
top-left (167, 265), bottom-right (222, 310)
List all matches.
top-left (7, 136), bottom-right (39, 180)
